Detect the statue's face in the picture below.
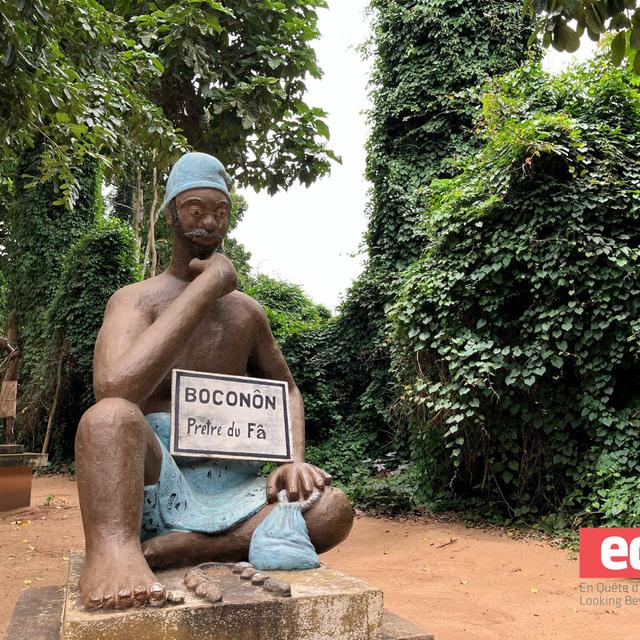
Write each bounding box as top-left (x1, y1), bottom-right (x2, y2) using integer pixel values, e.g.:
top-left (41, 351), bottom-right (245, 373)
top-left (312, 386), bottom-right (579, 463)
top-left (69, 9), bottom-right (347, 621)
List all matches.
top-left (171, 187), bottom-right (231, 258)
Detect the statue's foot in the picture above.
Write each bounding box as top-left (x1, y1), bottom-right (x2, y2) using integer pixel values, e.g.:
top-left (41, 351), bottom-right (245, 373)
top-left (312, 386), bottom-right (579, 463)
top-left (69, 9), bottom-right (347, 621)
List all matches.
top-left (79, 542), bottom-right (166, 611)
top-left (184, 565), bottom-right (223, 603)
top-left (143, 532), bottom-right (185, 569)
top-left (143, 531), bottom-right (223, 570)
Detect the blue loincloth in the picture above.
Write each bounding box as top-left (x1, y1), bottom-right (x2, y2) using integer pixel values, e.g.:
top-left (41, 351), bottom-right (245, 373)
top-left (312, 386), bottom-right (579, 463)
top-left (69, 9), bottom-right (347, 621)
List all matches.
top-left (141, 413), bottom-right (267, 541)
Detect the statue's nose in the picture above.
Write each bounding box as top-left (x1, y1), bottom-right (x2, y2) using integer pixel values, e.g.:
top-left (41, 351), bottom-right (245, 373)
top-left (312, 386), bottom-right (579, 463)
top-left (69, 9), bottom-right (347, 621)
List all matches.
top-left (199, 212), bottom-right (216, 230)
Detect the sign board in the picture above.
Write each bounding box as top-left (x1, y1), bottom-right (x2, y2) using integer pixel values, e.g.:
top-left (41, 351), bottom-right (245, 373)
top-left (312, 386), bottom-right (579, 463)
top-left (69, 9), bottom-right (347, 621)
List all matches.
top-left (0, 381), bottom-right (17, 419)
top-left (170, 369), bottom-right (293, 462)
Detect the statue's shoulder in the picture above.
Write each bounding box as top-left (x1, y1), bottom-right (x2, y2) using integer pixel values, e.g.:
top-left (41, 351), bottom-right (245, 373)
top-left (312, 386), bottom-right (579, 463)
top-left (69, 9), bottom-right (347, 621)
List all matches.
top-left (105, 275), bottom-right (164, 311)
top-left (228, 290), bottom-right (268, 322)
top-left (109, 278), bottom-right (147, 302)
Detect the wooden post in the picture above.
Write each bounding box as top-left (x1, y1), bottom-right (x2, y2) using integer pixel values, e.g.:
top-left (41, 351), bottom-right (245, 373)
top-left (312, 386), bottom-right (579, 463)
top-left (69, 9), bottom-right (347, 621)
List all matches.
top-left (41, 342), bottom-right (66, 456)
top-left (1, 312), bottom-right (21, 444)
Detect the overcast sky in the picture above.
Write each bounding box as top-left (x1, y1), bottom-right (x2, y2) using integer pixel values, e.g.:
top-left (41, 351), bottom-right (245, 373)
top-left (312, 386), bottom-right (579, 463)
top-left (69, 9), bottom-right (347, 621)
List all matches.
top-left (234, 3), bottom-right (599, 311)
top-left (234, 0), bottom-right (371, 311)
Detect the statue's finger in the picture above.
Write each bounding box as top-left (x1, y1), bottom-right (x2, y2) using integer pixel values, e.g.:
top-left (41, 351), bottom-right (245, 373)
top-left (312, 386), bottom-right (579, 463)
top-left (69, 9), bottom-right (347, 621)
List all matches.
top-left (266, 472), bottom-right (279, 503)
top-left (286, 465), bottom-right (299, 501)
top-left (300, 468), bottom-right (314, 497)
top-left (188, 258), bottom-right (206, 273)
top-left (310, 467), bottom-right (328, 489)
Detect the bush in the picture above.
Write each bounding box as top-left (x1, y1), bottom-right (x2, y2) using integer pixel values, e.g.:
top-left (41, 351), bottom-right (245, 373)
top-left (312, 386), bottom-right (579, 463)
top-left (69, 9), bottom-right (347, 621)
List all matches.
top-left (245, 274), bottom-right (329, 346)
top-left (41, 218), bottom-right (140, 459)
top-left (390, 58), bottom-right (640, 526)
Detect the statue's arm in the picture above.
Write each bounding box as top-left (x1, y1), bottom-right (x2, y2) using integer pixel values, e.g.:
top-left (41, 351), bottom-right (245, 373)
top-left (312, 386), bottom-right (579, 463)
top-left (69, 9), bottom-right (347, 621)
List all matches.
top-left (94, 259), bottom-right (234, 404)
top-left (247, 302), bottom-right (331, 501)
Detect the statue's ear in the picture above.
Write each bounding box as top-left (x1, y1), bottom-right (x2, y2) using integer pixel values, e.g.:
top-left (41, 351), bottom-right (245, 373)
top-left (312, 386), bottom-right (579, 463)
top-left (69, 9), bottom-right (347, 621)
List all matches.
top-left (165, 200), bottom-right (175, 228)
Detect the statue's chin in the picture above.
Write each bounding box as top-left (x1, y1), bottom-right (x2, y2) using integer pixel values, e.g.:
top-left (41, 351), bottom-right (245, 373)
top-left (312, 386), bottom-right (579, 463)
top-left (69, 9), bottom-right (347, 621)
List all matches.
top-left (179, 234), bottom-right (219, 259)
top-left (193, 244), bottom-right (217, 260)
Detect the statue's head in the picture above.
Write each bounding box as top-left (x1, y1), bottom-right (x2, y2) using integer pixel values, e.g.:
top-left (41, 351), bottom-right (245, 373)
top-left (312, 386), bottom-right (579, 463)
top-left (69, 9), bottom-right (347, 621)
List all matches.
top-left (163, 152), bottom-right (232, 259)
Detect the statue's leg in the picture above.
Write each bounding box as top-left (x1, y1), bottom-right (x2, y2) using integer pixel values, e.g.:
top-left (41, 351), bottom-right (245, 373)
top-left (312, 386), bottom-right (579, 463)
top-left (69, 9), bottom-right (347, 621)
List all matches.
top-left (142, 486), bottom-right (354, 570)
top-left (76, 398), bottom-right (165, 610)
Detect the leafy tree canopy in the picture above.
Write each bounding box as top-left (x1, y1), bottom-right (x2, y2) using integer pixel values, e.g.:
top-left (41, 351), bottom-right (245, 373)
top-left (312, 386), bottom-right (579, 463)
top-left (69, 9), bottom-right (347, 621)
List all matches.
top-left (526, 0), bottom-right (640, 72)
top-left (109, 0), bottom-right (337, 193)
top-left (0, 0), bottom-right (335, 206)
top-left (0, 0), bottom-right (184, 206)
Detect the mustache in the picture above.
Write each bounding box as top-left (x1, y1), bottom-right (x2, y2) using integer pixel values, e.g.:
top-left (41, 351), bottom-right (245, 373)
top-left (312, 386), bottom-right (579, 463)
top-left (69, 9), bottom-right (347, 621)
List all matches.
top-left (183, 229), bottom-right (219, 241)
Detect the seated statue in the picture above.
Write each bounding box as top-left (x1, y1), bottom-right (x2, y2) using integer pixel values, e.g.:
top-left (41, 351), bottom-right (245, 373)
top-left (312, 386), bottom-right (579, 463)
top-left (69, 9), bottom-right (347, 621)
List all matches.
top-left (76, 152), bottom-right (354, 611)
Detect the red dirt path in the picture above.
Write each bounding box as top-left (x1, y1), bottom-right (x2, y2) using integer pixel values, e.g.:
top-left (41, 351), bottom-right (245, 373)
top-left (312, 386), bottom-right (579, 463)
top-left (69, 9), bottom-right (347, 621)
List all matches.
top-left (1, 475), bottom-right (638, 639)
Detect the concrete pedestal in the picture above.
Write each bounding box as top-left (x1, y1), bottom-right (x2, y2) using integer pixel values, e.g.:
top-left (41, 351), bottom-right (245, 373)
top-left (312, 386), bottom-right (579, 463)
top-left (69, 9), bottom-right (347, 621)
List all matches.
top-left (7, 554), bottom-right (433, 640)
top-left (0, 444), bottom-right (47, 511)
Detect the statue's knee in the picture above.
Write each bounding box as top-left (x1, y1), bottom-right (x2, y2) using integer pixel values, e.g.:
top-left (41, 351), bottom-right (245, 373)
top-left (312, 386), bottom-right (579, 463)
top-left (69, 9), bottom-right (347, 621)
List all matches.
top-left (308, 487), bottom-right (354, 553)
top-left (77, 398), bottom-right (141, 445)
top-left (326, 487), bottom-right (354, 540)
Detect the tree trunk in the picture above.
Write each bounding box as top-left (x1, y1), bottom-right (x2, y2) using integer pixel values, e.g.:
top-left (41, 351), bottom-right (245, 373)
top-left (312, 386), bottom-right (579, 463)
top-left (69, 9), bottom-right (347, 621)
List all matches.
top-left (133, 168), bottom-right (144, 260)
top-left (147, 154), bottom-right (159, 278)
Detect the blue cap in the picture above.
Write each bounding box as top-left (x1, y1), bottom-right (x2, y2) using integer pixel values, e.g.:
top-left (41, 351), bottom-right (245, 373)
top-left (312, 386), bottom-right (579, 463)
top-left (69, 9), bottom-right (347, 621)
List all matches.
top-left (163, 152), bottom-right (231, 209)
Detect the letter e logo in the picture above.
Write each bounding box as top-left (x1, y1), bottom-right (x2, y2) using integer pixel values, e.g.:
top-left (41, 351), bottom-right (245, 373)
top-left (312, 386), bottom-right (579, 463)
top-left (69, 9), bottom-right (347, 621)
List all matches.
top-left (601, 536), bottom-right (628, 571)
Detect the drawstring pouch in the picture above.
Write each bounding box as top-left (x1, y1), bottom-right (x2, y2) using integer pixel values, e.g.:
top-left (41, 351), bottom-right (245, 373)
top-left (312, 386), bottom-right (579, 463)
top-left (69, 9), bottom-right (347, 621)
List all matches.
top-left (248, 489), bottom-right (321, 571)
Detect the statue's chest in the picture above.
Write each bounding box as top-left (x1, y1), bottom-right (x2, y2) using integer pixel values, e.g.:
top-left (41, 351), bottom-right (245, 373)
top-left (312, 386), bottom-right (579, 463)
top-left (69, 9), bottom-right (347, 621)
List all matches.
top-left (152, 297), bottom-right (254, 381)
top-left (176, 315), bottom-right (250, 372)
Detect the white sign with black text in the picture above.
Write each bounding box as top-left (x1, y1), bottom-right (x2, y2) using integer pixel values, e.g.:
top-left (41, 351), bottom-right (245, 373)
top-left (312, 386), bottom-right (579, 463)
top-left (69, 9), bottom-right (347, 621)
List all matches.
top-left (170, 369), bottom-right (293, 462)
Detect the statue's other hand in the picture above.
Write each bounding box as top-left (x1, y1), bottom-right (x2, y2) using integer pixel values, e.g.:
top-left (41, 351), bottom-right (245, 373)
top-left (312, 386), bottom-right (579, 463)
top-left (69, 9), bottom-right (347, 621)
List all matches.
top-left (189, 253), bottom-right (237, 297)
top-left (266, 462), bottom-right (332, 504)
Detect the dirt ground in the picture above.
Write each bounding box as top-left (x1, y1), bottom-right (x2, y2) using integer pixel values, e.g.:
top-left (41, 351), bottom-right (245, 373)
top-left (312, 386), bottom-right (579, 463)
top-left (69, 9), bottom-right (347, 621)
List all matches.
top-left (1, 476), bottom-right (639, 640)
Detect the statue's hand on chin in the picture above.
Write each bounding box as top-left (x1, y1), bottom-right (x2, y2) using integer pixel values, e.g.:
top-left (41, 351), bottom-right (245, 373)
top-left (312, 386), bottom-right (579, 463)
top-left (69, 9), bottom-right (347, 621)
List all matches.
top-left (266, 462), bottom-right (332, 503)
top-left (189, 253), bottom-right (237, 297)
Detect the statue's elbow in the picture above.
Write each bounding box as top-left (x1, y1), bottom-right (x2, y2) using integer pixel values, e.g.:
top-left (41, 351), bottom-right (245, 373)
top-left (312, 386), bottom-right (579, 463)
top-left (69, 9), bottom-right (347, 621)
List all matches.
top-left (94, 376), bottom-right (141, 405)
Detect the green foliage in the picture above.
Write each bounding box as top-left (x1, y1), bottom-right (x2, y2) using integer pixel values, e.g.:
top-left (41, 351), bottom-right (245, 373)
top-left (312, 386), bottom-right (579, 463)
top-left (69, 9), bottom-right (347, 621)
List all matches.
top-left (366, 0), bottom-right (536, 267)
top-left (0, 268), bottom-right (7, 336)
top-left (297, 1), bottom-right (533, 508)
top-left (1, 0), bottom-right (335, 205)
top-left (306, 425), bottom-right (419, 511)
top-left (117, 0), bottom-right (337, 193)
top-left (526, 0), bottom-right (640, 73)
top-left (6, 149), bottom-right (100, 383)
top-left (286, 267), bottom-right (402, 449)
top-left (389, 58), bottom-right (640, 525)
top-left (48, 218), bottom-right (140, 399)
top-left (245, 274), bottom-right (329, 345)
top-left (43, 218), bottom-right (140, 458)
top-left (0, 0), bottom-right (185, 207)
top-left (346, 463), bottom-right (421, 512)
top-left (280, 328), bottom-right (340, 441)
